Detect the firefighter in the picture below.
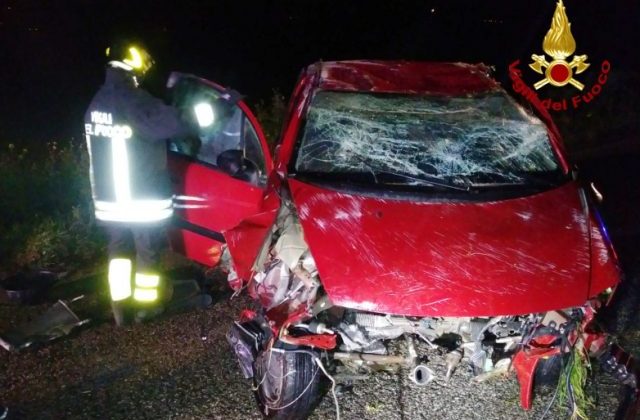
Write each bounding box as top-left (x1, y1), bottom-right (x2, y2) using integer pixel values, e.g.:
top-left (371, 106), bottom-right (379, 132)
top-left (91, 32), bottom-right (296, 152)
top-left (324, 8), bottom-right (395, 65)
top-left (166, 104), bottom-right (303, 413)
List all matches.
top-left (84, 42), bottom-right (192, 325)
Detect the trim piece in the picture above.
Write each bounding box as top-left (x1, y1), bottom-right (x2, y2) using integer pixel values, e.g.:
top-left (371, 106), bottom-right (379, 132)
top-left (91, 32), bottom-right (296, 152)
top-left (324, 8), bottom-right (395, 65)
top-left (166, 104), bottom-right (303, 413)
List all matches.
top-left (173, 217), bottom-right (226, 243)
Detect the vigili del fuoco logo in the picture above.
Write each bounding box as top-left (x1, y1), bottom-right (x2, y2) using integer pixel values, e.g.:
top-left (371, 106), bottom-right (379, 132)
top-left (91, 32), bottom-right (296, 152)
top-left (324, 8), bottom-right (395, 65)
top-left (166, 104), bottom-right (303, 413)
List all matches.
top-left (509, 0), bottom-right (611, 112)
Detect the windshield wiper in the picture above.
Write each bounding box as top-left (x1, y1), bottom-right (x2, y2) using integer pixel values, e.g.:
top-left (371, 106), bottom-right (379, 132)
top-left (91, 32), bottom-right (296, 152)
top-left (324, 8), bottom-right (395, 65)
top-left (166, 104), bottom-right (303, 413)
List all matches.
top-left (373, 171), bottom-right (471, 192)
top-left (465, 172), bottom-right (562, 189)
top-left (292, 170), bottom-right (470, 192)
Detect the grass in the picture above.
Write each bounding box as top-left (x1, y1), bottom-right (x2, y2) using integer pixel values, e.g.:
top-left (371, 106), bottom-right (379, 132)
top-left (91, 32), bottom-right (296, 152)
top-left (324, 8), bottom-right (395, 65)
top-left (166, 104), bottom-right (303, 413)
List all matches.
top-left (557, 344), bottom-right (594, 420)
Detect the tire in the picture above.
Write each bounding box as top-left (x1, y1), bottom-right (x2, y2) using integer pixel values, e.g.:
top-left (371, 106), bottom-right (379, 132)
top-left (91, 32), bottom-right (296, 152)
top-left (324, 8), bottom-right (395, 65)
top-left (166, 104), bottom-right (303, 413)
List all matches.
top-left (253, 346), bottom-right (325, 420)
top-left (598, 272), bottom-right (640, 335)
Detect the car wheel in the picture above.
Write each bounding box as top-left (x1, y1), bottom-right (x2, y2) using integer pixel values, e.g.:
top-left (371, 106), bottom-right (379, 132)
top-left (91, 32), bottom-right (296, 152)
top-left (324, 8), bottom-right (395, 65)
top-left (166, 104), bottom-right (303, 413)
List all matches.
top-left (253, 345), bottom-right (325, 420)
top-left (598, 272), bottom-right (640, 336)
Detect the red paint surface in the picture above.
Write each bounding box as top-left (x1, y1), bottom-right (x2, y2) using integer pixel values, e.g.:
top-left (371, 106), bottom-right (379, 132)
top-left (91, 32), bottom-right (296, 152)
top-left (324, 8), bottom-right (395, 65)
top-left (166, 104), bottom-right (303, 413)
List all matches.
top-left (289, 179), bottom-right (618, 317)
top-left (170, 229), bottom-right (218, 267)
top-left (280, 334), bottom-right (337, 350)
top-left (588, 211), bottom-right (621, 296)
top-left (513, 347), bottom-right (561, 410)
top-left (223, 195), bottom-right (280, 286)
top-left (317, 61), bottom-right (499, 95)
top-left (169, 155), bottom-right (267, 266)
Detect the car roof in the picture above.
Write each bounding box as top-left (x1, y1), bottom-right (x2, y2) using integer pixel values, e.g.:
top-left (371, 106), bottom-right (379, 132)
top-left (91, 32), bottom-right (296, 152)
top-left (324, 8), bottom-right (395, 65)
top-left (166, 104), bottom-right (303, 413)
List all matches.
top-left (311, 60), bottom-right (500, 95)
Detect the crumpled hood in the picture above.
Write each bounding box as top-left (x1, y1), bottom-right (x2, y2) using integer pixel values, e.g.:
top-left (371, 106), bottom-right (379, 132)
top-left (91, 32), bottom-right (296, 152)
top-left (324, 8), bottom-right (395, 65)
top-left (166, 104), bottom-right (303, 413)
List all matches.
top-left (289, 179), bottom-right (598, 317)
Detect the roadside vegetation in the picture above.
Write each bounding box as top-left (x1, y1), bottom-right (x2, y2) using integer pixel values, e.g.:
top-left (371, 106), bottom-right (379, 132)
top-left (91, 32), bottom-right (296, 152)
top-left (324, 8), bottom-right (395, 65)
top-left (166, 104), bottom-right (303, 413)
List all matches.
top-left (0, 140), bottom-right (105, 273)
top-left (253, 90), bottom-right (286, 150)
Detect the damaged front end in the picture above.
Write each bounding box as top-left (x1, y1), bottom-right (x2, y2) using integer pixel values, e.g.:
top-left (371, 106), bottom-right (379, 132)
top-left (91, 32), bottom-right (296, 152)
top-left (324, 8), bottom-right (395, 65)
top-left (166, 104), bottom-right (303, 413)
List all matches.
top-left (222, 199), bottom-right (639, 419)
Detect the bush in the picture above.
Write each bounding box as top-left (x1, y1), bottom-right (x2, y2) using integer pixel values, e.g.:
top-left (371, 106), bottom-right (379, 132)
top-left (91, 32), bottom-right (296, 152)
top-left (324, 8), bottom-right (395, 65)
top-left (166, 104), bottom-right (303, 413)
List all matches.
top-left (254, 90), bottom-right (287, 152)
top-left (0, 140), bottom-right (105, 272)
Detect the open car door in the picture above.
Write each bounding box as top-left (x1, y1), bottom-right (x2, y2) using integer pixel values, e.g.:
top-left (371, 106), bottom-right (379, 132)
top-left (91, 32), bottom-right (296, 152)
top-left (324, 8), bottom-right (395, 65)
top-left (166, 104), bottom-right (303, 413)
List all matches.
top-left (166, 73), bottom-right (277, 272)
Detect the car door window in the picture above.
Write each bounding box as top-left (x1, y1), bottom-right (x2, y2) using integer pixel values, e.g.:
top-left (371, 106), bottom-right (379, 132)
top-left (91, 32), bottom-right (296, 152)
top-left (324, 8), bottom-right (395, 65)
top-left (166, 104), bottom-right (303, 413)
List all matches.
top-left (243, 120), bottom-right (266, 176)
top-left (168, 76), bottom-right (267, 185)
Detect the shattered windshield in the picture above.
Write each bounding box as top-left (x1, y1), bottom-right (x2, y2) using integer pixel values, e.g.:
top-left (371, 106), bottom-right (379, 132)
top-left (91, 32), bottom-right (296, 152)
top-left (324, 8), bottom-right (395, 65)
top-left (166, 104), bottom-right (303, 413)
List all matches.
top-left (294, 91), bottom-right (561, 189)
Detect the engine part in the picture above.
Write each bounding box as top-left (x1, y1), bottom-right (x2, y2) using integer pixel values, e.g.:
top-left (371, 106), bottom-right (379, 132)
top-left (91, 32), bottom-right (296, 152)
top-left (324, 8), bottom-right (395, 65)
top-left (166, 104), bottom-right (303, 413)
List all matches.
top-left (473, 358), bottom-right (512, 383)
top-left (334, 335), bottom-right (419, 371)
top-left (334, 352), bottom-right (409, 366)
top-left (445, 349), bottom-right (463, 381)
top-left (307, 320), bottom-right (334, 335)
top-left (419, 317), bottom-right (472, 340)
top-left (301, 252), bottom-right (317, 275)
top-left (312, 294), bottom-right (334, 315)
top-left (0, 296), bottom-right (89, 352)
top-left (540, 310), bottom-right (570, 328)
top-left (409, 365), bottom-right (434, 386)
top-left (486, 317), bottom-right (525, 338)
top-left (338, 325), bottom-right (387, 354)
top-left (352, 313), bottom-right (410, 340)
top-left (353, 313), bottom-right (407, 329)
top-left (254, 259), bottom-right (290, 309)
top-left (273, 215), bottom-right (307, 269)
top-left (338, 313), bottom-right (420, 352)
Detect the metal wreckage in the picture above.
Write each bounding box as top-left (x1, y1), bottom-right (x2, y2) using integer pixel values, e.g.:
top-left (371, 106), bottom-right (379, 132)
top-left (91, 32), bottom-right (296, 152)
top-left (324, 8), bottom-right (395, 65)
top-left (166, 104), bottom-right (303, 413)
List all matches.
top-left (165, 61), bottom-right (637, 418)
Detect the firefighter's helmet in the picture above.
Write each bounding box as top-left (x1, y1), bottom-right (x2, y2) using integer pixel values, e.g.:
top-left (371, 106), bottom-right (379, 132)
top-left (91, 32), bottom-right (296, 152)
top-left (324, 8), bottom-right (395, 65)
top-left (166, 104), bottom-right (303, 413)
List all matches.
top-left (106, 42), bottom-right (154, 75)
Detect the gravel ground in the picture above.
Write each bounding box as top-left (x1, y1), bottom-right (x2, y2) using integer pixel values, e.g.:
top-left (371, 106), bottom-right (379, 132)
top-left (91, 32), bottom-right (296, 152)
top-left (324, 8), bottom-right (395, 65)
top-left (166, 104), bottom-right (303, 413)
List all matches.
top-left (0, 274), bottom-right (636, 420)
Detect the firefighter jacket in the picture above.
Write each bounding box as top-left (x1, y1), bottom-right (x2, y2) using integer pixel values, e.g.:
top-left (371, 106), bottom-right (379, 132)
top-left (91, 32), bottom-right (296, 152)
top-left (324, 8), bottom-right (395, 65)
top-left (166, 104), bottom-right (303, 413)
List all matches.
top-left (84, 68), bottom-right (188, 223)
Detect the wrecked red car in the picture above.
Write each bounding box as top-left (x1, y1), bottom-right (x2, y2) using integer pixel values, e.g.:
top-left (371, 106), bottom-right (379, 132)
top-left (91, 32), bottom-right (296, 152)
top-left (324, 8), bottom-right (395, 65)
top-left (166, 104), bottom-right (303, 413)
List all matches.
top-left (166, 61), bottom-right (626, 418)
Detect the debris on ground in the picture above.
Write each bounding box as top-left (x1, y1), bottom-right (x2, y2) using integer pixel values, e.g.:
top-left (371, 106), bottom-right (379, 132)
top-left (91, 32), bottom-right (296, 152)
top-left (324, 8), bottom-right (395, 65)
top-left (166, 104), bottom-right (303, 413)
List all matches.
top-left (0, 296), bottom-right (89, 352)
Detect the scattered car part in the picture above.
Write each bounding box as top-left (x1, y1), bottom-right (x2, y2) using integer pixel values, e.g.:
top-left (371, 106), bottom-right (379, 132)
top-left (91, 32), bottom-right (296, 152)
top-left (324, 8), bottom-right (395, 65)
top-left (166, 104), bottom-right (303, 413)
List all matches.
top-left (445, 350), bottom-right (463, 381)
top-left (0, 296), bottom-right (89, 352)
top-left (409, 365), bottom-right (435, 386)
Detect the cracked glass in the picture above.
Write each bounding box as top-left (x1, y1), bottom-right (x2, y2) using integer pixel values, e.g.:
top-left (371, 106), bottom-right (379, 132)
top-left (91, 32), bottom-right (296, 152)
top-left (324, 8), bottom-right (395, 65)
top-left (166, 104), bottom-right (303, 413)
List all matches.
top-left (295, 91), bottom-right (560, 187)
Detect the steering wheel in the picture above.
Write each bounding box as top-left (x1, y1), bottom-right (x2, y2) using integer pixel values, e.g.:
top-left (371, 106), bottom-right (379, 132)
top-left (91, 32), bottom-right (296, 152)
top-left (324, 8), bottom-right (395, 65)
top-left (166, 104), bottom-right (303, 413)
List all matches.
top-left (216, 149), bottom-right (260, 185)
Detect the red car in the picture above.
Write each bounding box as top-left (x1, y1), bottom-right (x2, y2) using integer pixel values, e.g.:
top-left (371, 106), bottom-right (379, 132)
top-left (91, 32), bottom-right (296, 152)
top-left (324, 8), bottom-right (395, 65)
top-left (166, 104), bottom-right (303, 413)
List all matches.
top-left (167, 61), bottom-right (623, 419)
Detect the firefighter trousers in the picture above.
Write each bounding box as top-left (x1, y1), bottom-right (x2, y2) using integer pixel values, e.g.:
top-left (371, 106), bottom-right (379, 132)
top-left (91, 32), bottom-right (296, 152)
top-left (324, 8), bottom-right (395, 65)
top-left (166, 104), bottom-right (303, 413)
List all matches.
top-left (106, 223), bottom-right (168, 325)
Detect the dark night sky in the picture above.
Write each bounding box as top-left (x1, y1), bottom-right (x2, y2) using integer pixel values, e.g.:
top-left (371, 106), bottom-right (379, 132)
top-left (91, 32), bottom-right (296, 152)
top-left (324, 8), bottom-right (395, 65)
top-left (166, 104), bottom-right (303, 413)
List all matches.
top-left (0, 0), bottom-right (638, 143)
